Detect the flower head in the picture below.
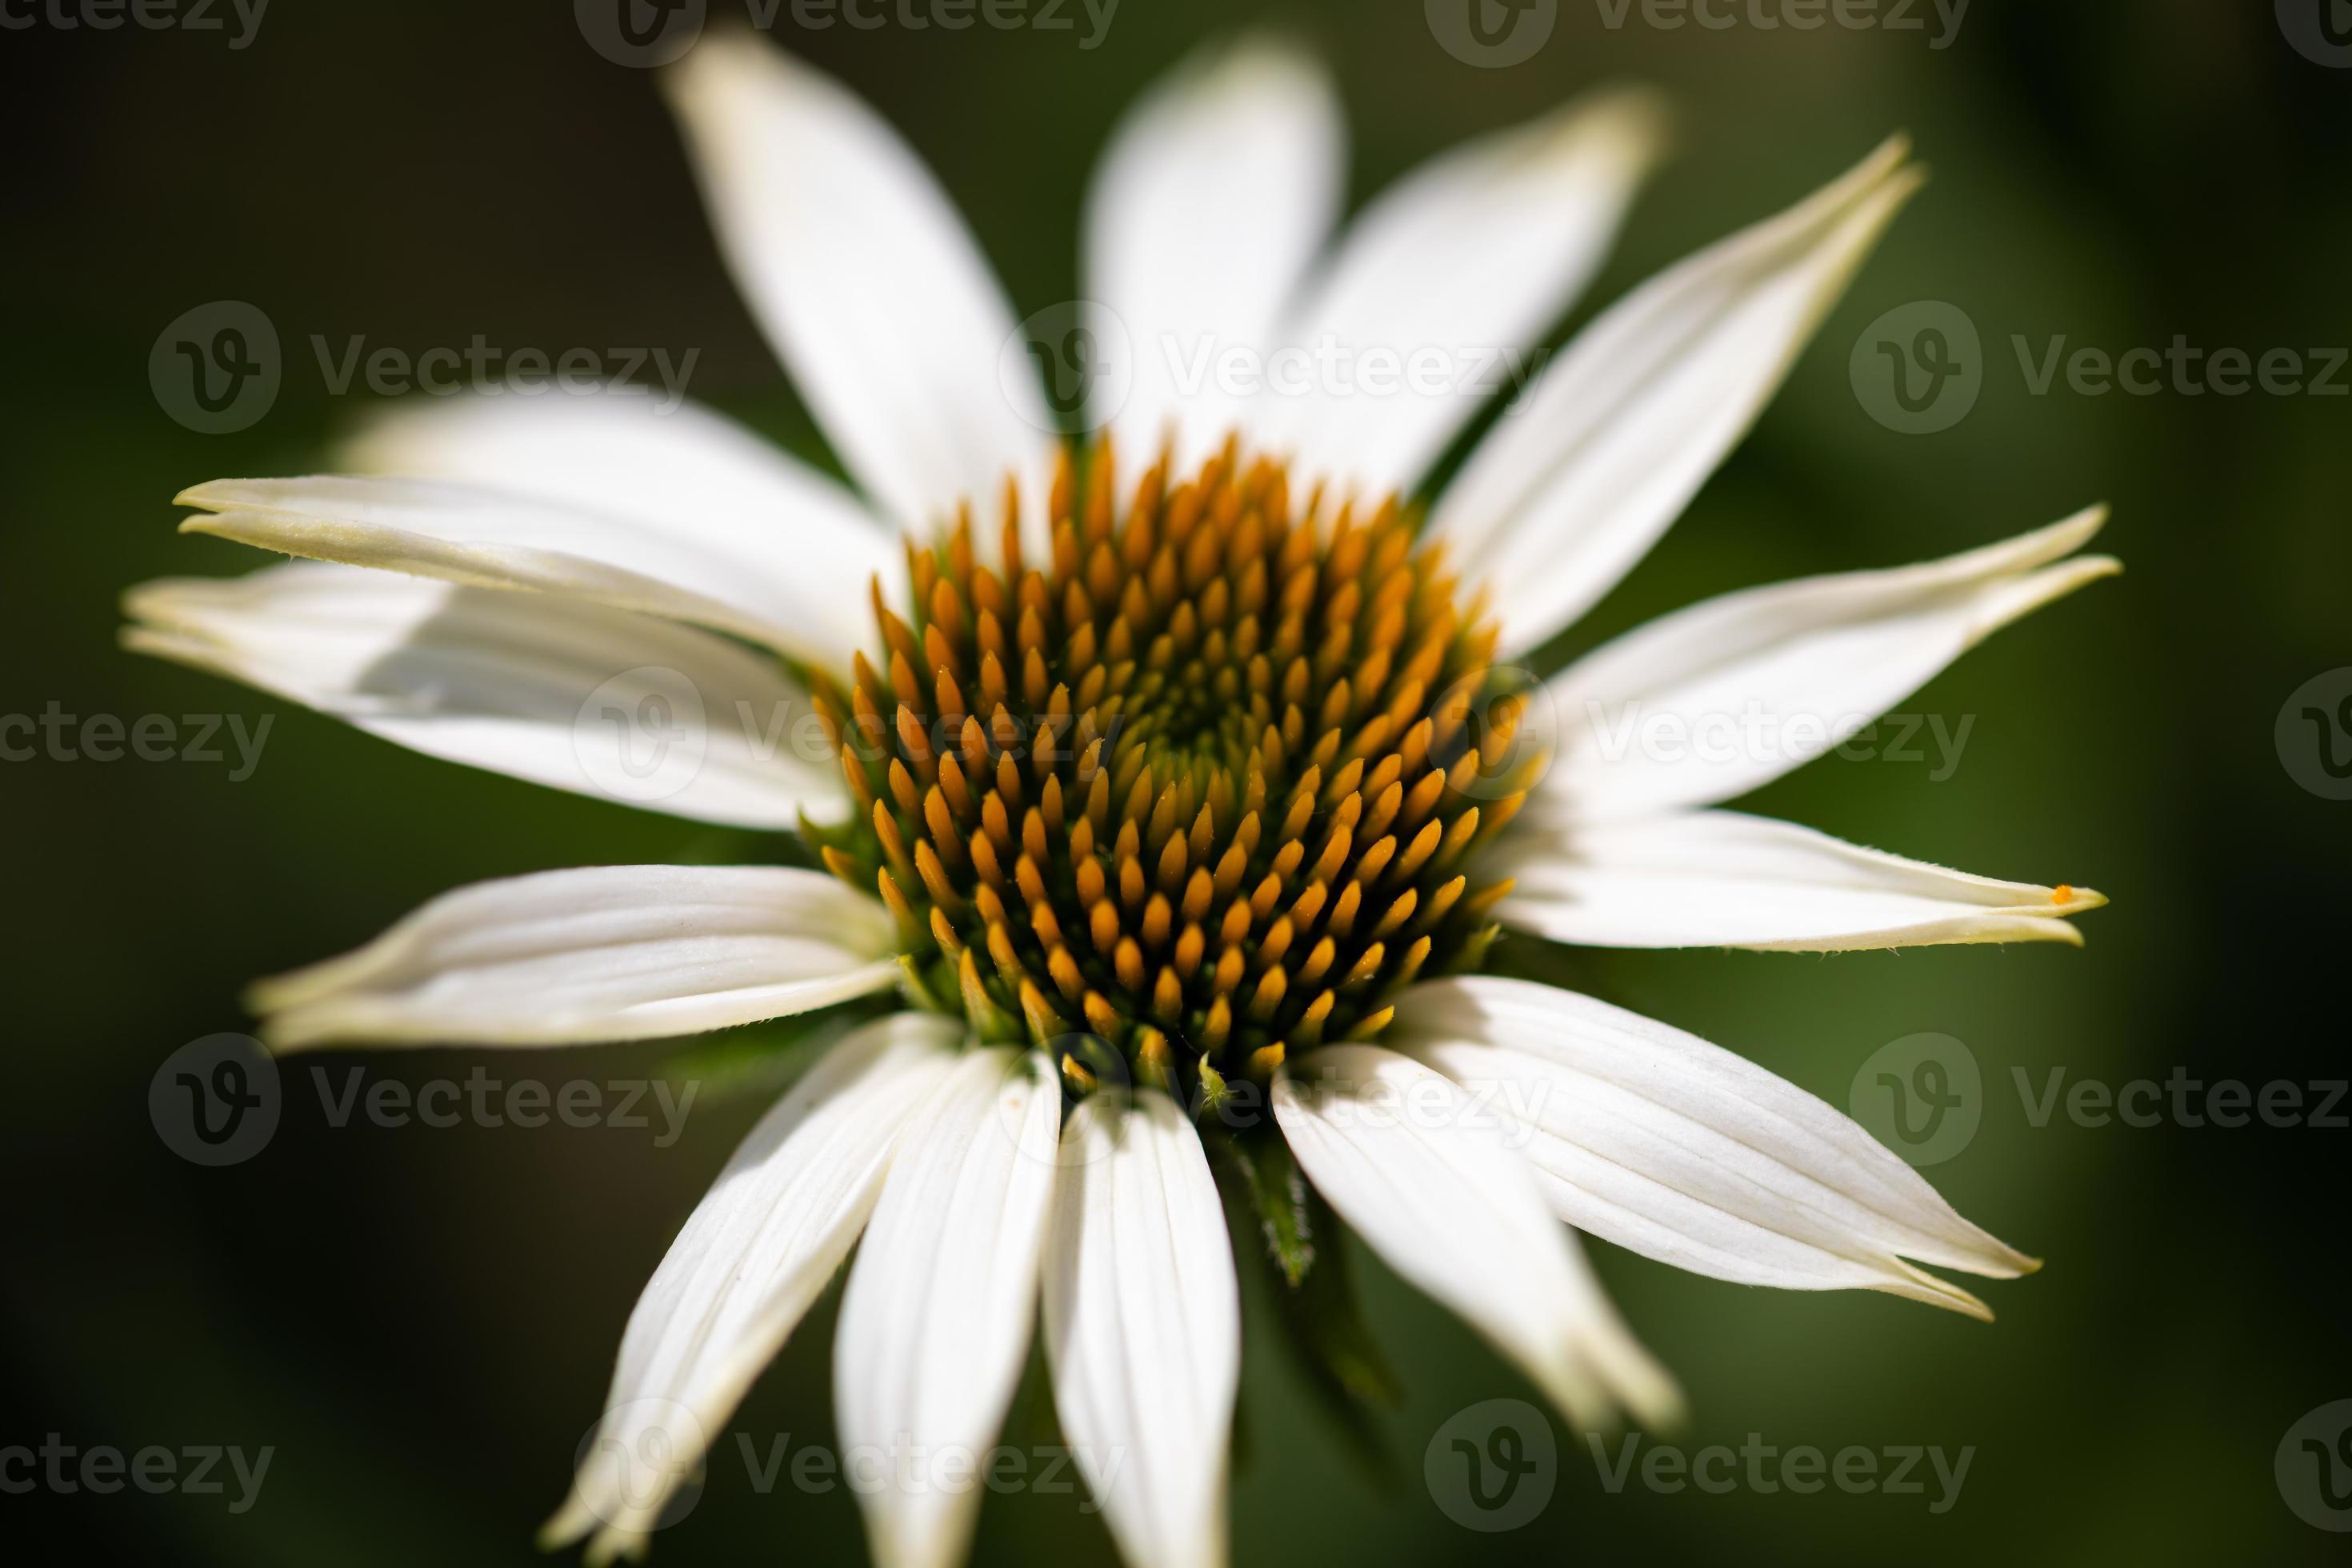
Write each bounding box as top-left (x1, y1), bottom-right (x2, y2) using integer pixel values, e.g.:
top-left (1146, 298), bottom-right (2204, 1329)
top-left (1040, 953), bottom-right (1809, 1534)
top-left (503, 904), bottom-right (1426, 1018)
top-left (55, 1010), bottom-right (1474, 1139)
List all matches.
top-left (124, 27), bottom-right (2114, 1568)
top-left (818, 438), bottom-right (1523, 1095)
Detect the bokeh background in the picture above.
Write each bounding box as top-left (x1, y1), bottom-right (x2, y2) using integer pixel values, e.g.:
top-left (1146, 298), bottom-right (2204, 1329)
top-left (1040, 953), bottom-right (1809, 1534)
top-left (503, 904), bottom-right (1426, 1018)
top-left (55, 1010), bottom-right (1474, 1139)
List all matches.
top-left (5, 0), bottom-right (2348, 1562)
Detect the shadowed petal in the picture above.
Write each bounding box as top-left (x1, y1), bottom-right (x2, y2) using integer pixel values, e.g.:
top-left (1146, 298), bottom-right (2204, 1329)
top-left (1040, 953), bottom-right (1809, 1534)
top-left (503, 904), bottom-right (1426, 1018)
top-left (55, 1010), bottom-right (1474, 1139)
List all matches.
top-left (1274, 1045), bottom-right (1681, 1431)
top-left (1389, 978), bottom-right (2038, 1316)
top-left (246, 864), bottom-right (901, 1050)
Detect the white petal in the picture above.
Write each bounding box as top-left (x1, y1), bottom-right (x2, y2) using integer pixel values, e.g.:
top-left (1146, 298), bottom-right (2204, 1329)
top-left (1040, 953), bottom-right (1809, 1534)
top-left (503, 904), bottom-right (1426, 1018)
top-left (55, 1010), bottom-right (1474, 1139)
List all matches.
top-left (245, 863), bottom-right (902, 1050)
top-left (122, 562), bottom-right (837, 830)
top-left (1539, 508), bottom-right (2120, 818)
top-left (1084, 37), bottom-right (1344, 478)
top-left (546, 1014), bottom-right (959, 1562)
top-left (1262, 89), bottom-right (1668, 503)
top-left (1042, 1092), bottom-right (1238, 1568)
top-left (174, 474), bottom-right (849, 664)
top-left (344, 388), bottom-right (900, 668)
top-left (1494, 806), bottom-right (2106, 952)
top-left (1274, 1046), bottom-right (1680, 1430)
top-left (835, 1050), bottom-right (1060, 1568)
top-left (1388, 977), bottom-right (2039, 1318)
top-left (664, 32), bottom-right (1051, 538)
top-left (1434, 137), bottom-right (1922, 654)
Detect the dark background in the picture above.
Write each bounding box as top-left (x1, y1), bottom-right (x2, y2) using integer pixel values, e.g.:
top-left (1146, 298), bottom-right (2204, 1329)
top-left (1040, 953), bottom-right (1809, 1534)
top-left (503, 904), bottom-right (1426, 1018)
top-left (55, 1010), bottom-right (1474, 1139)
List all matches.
top-left (4, 0), bottom-right (2348, 1562)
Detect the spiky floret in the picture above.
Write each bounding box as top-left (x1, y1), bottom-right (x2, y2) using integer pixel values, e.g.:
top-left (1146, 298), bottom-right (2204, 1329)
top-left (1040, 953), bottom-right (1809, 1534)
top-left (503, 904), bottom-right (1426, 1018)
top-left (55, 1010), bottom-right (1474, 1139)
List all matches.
top-left (809, 437), bottom-right (1534, 1110)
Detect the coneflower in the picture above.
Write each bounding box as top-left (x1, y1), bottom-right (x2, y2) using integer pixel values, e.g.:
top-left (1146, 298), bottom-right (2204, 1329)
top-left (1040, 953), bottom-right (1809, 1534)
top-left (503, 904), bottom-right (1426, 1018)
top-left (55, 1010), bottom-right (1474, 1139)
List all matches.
top-left (124, 28), bottom-right (2113, 1568)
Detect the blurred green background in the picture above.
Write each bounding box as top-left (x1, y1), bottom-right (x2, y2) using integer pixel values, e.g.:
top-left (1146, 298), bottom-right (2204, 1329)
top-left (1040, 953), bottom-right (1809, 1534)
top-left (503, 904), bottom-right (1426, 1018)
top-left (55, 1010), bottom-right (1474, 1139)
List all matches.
top-left (5, 0), bottom-right (2347, 1562)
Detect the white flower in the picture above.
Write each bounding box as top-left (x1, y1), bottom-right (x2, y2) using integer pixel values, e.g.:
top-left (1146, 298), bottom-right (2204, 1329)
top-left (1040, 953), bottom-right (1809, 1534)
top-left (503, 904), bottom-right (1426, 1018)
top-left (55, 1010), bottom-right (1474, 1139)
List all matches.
top-left (123, 29), bottom-right (2115, 1568)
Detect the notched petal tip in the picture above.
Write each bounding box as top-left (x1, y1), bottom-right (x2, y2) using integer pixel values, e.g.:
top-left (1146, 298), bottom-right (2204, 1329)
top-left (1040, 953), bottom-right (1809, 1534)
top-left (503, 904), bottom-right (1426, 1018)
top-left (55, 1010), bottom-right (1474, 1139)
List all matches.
top-left (174, 478), bottom-right (245, 510)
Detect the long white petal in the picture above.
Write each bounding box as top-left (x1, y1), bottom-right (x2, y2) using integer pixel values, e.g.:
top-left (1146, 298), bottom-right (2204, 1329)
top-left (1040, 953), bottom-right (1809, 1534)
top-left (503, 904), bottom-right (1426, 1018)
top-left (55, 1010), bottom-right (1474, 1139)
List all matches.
top-left (664, 32), bottom-right (1051, 538)
top-left (1388, 978), bottom-right (2038, 1318)
top-left (1084, 37), bottom-right (1344, 478)
top-left (344, 389), bottom-right (900, 668)
top-left (1262, 89), bottom-right (1668, 503)
top-left (835, 1050), bottom-right (1060, 1568)
top-left (245, 863), bottom-right (902, 1050)
top-left (175, 474), bottom-right (840, 664)
top-left (1539, 508), bottom-right (2119, 818)
top-left (122, 562), bottom-right (838, 830)
top-left (1434, 137), bottom-right (1921, 654)
top-left (1274, 1046), bottom-right (1680, 1430)
top-left (546, 1014), bottom-right (959, 1564)
top-left (1043, 1092), bottom-right (1238, 1568)
top-left (1494, 806), bottom-right (2106, 951)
